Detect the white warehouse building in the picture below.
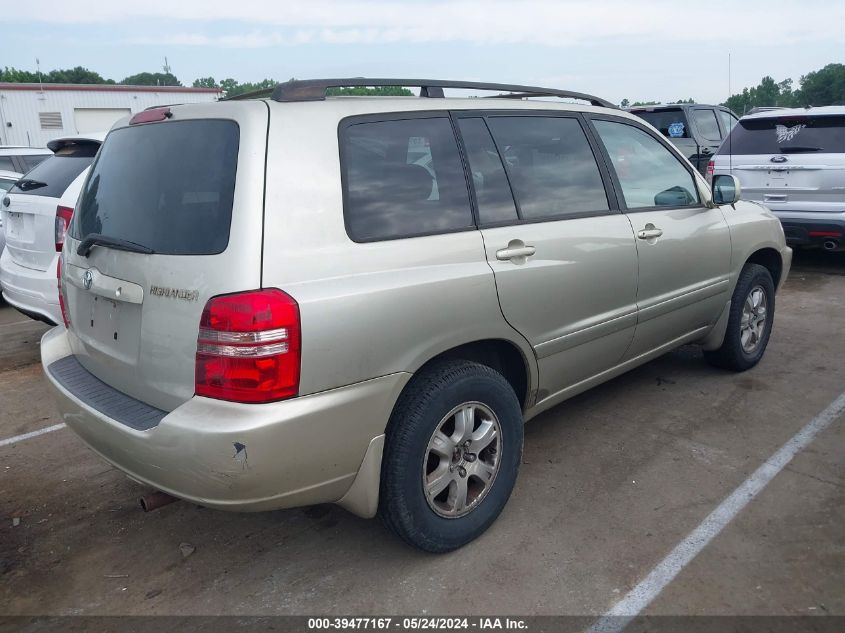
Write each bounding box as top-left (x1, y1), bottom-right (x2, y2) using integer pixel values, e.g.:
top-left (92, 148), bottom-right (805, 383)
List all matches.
top-left (0, 83), bottom-right (222, 147)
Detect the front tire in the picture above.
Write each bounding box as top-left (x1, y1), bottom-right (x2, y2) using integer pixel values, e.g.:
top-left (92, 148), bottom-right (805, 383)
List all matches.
top-left (705, 263), bottom-right (775, 371)
top-left (378, 360), bottom-right (523, 553)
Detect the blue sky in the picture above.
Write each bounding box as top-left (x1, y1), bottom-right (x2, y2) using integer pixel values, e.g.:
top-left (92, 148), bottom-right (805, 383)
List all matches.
top-left (4, 0), bottom-right (843, 104)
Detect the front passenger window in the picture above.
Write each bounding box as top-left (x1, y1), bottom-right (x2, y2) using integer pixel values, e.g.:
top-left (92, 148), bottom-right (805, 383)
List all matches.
top-left (593, 120), bottom-right (700, 209)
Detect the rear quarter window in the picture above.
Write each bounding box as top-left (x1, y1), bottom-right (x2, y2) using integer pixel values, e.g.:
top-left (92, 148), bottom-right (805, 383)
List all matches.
top-left (719, 115), bottom-right (845, 155)
top-left (340, 116), bottom-right (474, 242)
top-left (71, 119), bottom-right (239, 256)
top-left (9, 144), bottom-right (98, 198)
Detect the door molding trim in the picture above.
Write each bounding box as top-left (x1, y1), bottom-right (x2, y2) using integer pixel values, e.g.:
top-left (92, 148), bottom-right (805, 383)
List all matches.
top-left (637, 277), bottom-right (730, 324)
top-left (534, 307), bottom-right (638, 359)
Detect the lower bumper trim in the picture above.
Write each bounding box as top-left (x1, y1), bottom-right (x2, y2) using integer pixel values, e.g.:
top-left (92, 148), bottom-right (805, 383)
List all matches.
top-left (47, 356), bottom-right (166, 431)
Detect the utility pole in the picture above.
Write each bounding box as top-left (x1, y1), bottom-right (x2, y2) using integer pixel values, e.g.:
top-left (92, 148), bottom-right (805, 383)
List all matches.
top-left (36, 57), bottom-right (43, 91)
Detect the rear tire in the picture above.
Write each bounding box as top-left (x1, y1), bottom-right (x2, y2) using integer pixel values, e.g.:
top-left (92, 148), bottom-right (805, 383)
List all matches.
top-left (378, 360), bottom-right (523, 553)
top-left (704, 263), bottom-right (775, 371)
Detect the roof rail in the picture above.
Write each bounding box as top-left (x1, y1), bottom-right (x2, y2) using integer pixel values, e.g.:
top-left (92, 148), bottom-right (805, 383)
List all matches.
top-left (264, 78), bottom-right (615, 108)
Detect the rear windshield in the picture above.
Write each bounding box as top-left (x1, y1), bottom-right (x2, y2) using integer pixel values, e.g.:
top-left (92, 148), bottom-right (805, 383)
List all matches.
top-left (9, 144), bottom-right (98, 198)
top-left (630, 109), bottom-right (690, 139)
top-left (71, 119), bottom-right (239, 255)
top-left (718, 115), bottom-right (845, 155)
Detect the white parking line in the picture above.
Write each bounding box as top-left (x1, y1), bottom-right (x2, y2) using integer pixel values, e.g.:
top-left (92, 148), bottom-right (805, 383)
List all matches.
top-left (0, 423), bottom-right (66, 448)
top-left (588, 389), bottom-right (845, 633)
top-left (0, 320), bottom-right (32, 328)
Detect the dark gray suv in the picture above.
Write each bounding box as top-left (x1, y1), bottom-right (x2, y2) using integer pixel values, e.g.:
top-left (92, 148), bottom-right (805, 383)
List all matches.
top-left (629, 104), bottom-right (738, 175)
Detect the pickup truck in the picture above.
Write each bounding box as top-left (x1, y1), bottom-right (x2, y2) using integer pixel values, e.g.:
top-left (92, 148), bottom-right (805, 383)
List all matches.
top-left (629, 104), bottom-right (738, 175)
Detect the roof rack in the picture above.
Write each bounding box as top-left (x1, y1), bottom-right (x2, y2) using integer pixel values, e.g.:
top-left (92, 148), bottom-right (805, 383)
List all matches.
top-left (241, 78), bottom-right (615, 108)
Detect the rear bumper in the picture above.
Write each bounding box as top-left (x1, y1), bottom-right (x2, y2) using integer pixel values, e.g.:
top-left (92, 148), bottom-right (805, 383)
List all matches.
top-left (41, 326), bottom-right (409, 515)
top-left (774, 214), bottom-right (845, 250)
top-left (0, 248), bottom-right (60, 325)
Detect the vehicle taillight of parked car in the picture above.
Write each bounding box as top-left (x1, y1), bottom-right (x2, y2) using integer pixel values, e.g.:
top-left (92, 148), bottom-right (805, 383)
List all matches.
top-left (55, 205), bottom-right (73, 252)
top-left (195, 288), bottom-right (301, 403)
top-left (57, 258), bottom-right (70, 328)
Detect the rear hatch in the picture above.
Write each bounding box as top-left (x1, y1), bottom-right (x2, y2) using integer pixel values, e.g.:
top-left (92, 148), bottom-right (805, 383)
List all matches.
top-left (62, 102), bottom-right (269, 411)
top-left (716, 113), bottom-right (845, 213)
top-left (3, 141), bottom-right (99, 271)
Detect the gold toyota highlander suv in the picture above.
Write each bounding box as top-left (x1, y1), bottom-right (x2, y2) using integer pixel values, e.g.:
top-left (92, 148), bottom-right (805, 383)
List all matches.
top-left (40, 78), bottom-right (791, 552)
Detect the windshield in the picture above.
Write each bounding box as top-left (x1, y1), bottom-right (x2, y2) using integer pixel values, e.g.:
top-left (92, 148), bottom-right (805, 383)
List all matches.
top-left (718, 115), bottom-right (845, 155)
top-left (70, 119), bottom-right (240, 256)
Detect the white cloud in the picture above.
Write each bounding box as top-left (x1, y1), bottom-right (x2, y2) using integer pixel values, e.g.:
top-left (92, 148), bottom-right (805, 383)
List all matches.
top-left (21, 0), bottom-right (845, 48)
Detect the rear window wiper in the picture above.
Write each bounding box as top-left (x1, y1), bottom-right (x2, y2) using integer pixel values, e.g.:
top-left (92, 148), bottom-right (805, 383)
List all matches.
top-left (16, 178), bottom-right (48, 191)
top-left (77, 233), bottom-right (155, 257)
top-left (779, 145), bottom-right (824, 153)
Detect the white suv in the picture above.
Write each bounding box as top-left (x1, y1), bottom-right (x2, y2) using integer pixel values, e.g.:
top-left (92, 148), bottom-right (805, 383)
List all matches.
top-left (1, 134), bottom-right (104, 323)
top-left (711, 106), bottom-right (845, 251)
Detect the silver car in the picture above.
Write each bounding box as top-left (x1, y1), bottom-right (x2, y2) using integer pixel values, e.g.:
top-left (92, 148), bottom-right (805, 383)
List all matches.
top-left (711, 106), bottom-right (845, 252)
top-left (41, 79), bottom-right (791, 552)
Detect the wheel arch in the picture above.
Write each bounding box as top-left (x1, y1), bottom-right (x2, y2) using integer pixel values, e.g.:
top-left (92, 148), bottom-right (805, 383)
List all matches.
top-left (413, 338), bottom-right (533, 409)
top-left (745, 247), bottom-right (783, 289)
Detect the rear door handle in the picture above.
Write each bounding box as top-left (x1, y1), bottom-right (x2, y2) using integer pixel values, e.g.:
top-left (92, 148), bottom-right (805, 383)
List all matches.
top-left (637, 226), bottom-right (663, 240)
top-left (496, 240), bottom-right (536, 262)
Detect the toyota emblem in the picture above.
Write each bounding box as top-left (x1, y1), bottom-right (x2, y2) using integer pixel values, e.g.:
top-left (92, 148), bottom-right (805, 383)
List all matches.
top-left (83, 270), bottom-right (93, 290)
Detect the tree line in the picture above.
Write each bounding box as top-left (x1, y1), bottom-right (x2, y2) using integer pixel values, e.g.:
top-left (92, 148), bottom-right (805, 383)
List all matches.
top-left (0, 66), bottom-right (412, 97)
top-left (620, 63), bottom-right (844, 112)
top-left (2, 62), bottom-right (842, 108)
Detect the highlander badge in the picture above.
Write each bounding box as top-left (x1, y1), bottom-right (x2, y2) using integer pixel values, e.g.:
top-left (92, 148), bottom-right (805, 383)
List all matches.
top-left (150, 285), bottom-right (199, 302)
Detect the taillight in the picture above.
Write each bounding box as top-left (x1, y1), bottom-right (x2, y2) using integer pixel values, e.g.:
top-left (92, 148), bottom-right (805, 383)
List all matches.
top-left (55, 205), bottom-right (73, 252)
top-left (705, 160), bottom-right (715, 185)
top-left (195, 289), bottom-right (301, 403)
top-left (57, 258), bottom-right (69, 327)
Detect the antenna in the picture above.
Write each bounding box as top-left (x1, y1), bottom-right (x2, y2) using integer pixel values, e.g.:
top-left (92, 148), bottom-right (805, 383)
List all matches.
top-left (36, 57), bottom-right (43, 92)
top-left (728, 52), bottom-right (733, 177)
top-left (163, 56), bottom-right (171, 75)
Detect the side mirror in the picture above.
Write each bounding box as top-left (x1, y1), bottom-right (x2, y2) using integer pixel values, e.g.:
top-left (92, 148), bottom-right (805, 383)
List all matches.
top-left (713, 174), bottom-right (741, 205)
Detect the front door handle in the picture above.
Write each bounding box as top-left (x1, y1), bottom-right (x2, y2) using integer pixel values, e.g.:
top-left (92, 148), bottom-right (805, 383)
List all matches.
top-left (637, 225), bottom-right (663, 240)
top-left (496, 240), bottom-right (536, 263)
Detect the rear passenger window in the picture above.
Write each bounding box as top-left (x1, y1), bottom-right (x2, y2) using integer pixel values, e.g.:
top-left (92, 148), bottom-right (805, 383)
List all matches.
top-left (342, 117), bottom-right (473, 242)
top-left (692, 109), bottom-right (722, 141)
top-left (457, 118), bottom-right (518, 224)
top-left (718, 110), bottom-right (737, 135)
top-left (593, 120), bottom-right (700, 209)
top-left (0, 157), bottom-right (16, 172)
top-left (485, 116), bottom-right (609, 220)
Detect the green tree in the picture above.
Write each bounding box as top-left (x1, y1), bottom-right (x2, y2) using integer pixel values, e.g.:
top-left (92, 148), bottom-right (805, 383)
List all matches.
top-left (192, 77), bottom-right (218, 88)
top-left (219, 78), bottom-right (276, 97)
top-left (794, 63), bottom-right (845, 106)
top-left (631, 100), bottom-right (660, 106)
top-left (620, 98), bottom-right (630, 108)
top-left (120, 72), bottom-right (181, 86)
top-left (0, 67), bottom-right (39, 82)
top-left (47, 66), bottom-right (112, 84)
top-left (0, 65), bottom-right (111, 84)
top-left (326, 86), bottom-right (413, 96)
